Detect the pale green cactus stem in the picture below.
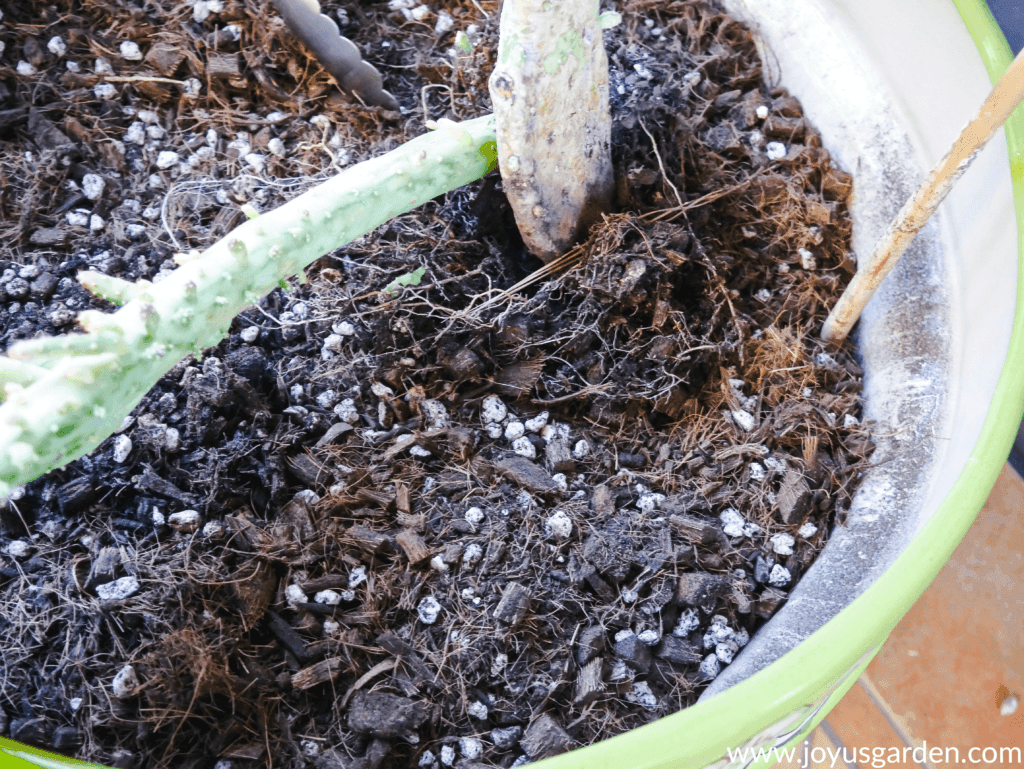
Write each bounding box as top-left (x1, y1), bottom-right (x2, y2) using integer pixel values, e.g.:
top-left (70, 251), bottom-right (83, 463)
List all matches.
top-left (0, 115), bottom-right (498, 498)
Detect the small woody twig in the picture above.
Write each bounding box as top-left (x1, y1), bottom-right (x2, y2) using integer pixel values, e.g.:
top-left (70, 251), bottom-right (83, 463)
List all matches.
top-left (822, 46), bottom-right (1024, 343)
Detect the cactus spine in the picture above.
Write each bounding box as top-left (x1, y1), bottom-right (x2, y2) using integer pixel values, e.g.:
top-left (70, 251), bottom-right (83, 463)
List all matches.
top-left (0, 115), bottom-right (498, 498)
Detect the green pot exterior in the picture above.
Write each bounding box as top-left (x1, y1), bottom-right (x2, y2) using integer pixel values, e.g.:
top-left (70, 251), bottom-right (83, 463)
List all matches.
top-left (1, 1), bottom-right (1021, 768)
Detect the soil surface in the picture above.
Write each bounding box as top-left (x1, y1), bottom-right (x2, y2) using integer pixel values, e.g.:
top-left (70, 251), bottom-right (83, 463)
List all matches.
top-left (0, 1), bottom-right (871, 768)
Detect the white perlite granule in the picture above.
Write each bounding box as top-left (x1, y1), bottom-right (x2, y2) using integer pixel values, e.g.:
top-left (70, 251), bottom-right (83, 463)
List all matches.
top-left (202, 521), bottom-right (226, 539)
top-left (524, 411), bottom-right (549, 432)
top-left (120, 41), bottom-right (143, 60)
top-left (97, 576), bottom-right (140, 601)
top-left (544, 510), bottom-right (573, 540)
top-left (66, 209), bottom-right (90, 227)
top-left (417, 596), bottom-right (442, 624)
top-left (316, 389), bottom-right (339, 409)
top-left (768, 564), bottom-right (792, 586)
top-left (673, 607), bottom-right (700, 637)
top-left (156, 150), bottom-right (180, 169)
top-left (629, 680), bottom-right (659, 711)
top-left (481, 394), bottom-right (507, 423)
top-left (703, 617), bottom-right (734, 649)
top-left (111, 665), bottom-right (138, 698)
top-left (637, 491), bottom-right (666, 513)
top-left (421, 399), bottom-right (449, 429)
top-left (637, 629), bottom-right (660, 646)
top-left (511, 436), bottom-right (536, 458)
top-left (730, 409), bottom-right (755, 431)
top-left (699, 653), bottom-right (721, 679)
top-left (168, 510), bottom-right (201, 532)
top-left (770, 532), bottom-right (796, 555)
top-left (334, 399), bottom-right (359, 424)
top-left (6, 540), bottom-right (30, 559)
top-left (112, 434), bottom-right (132, 463)
top-left (462, 543), bottom-right (483, 568)
top-left (434, 11), bottom-right (454, 34)
top-left (716, 640), bottom-right (739, 664)
top-left (349, 565), bottom-right (367, 588)
top-left (719, 508), bottom-right (747, 537)
top-left (459, 737), bottom-right (483, 759)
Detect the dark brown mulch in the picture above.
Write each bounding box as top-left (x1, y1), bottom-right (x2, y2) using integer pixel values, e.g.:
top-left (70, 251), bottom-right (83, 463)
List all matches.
top-left (0, 1), bottom-right (870, 768)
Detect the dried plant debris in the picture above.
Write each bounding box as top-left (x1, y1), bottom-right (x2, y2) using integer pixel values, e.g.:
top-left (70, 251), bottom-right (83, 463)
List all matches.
top-left (0, 0), bottom-right (870, 768)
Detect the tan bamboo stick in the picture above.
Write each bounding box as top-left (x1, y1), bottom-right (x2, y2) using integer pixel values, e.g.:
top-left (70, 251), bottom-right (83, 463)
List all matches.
top-left (822, 46), bottom-right (1024, 343)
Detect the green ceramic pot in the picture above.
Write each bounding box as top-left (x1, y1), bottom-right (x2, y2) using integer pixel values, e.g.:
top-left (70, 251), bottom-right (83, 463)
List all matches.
top-left (2, 1), bottom-right (1021, 769)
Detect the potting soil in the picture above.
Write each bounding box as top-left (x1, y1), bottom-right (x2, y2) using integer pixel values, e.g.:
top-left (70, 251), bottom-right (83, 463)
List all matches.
top-left (0, 0), bottom-right (870, 767)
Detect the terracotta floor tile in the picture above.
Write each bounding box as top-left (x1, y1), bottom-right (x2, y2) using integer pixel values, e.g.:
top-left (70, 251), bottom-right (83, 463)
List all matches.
top-left (862, 464), bottom-right (1024, 767)
top-left (824, 678), bottom-right (915, 764)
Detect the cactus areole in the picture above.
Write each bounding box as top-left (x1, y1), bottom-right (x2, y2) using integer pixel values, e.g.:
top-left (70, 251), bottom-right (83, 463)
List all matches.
top-left (489, 0), bottom-right (615, 262)
top-left (0, 116), bottom-right (498, 499)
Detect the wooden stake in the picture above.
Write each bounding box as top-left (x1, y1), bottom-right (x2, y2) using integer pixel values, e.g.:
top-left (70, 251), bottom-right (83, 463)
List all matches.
top-left (489, 0), bottom-right (614, 262)
top-left (822, 47), bottom-right (1024, 343)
